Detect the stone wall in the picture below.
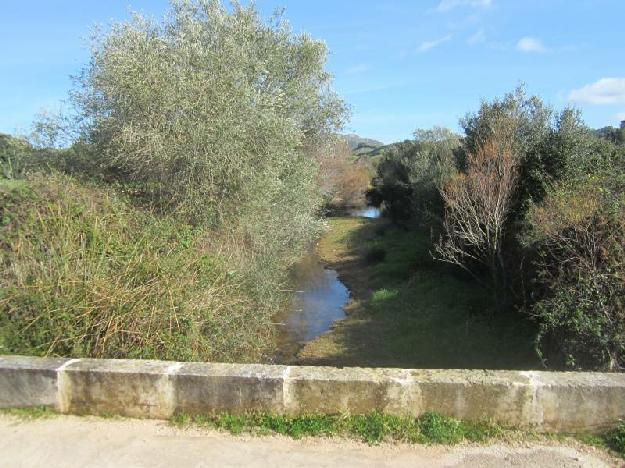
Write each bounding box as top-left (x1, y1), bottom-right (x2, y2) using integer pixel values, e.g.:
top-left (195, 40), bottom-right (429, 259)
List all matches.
top-left (1, 355), bottom-right (624, 432)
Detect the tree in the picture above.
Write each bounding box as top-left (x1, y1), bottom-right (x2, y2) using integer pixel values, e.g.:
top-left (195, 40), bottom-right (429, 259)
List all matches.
top-left (435, 135), bottom-right (519, 305)
top-left (72, 0), bottom-right (347, 237)
top-left (367, 127), bottom-right (459, 224)
top-left (316, 138), bottom-right (371, 210)
top-left (525, 174), bottom-right (625, 370)
top-left (460, 86), bottom-right (552, 218)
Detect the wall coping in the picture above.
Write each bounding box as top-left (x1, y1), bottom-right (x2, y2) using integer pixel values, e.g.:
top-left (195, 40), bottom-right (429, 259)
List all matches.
top-left (1, 355), bottom-right (624, 432)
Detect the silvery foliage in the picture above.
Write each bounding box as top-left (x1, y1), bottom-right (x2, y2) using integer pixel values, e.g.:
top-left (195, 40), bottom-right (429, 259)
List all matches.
top-left (72, 0), bottom-right (347, 255)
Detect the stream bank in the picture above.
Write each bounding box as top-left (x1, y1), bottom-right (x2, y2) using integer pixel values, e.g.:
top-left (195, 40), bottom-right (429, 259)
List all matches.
top-left (295, 216), bottom-right (541, 369)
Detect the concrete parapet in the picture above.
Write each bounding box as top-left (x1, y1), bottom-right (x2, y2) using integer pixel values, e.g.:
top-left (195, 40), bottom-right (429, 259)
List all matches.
top-left (1, 355), bottom-right (624, 432)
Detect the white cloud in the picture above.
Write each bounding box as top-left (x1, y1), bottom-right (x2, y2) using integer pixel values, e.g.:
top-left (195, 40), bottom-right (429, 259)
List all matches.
top-left (568, 78), bottom-right (625, 105)
top-left (616, 112), bottom-right (625, 121)
top-left (516, 36), bottom-right (547, 53)
top-left (418, 34), bottom-right (453, 52)
top-left (436, 0), bottom-right (492, 12)
top-left (467, 28), bottom-right (486, 45)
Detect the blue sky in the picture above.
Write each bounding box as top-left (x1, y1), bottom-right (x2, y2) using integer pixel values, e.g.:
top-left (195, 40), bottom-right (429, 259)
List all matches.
top-left (1, 0), bottom-right (624, 143)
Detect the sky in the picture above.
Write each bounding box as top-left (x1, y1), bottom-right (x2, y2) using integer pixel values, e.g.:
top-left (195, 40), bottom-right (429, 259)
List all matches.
top-left (1, 0), bottom-right (624, 144)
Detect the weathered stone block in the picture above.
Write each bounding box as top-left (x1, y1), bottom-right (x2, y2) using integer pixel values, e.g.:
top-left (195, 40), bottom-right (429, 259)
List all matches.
top-left (411, 370), bottom-right (535, 427)
top-left (59, 358), bottom-right (177, 418)
top-left (173, 363), bottom-right (287, 415)
top-left (0, 355), bottom-right (68, 409)
top-left (284, 366), bottom-right (419, 415)
top-left (527, 371), bottom-right (625, 432)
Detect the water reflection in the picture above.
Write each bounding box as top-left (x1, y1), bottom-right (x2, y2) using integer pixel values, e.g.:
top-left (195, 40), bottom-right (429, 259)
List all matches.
top-left (348, 206), bottom-right (380, 218)
top-left (274, 205), bottom-right (378, 362)
top-left (283, 254), bottom-right (348, 344)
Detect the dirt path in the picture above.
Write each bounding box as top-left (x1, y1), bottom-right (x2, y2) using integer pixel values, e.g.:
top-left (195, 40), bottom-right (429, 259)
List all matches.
top-left (0, 415), bottom-right (618, 467)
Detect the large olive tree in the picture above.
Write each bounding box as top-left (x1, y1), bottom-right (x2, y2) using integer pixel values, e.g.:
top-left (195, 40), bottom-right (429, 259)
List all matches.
top-left (73, 0), bottom-right (346, 256)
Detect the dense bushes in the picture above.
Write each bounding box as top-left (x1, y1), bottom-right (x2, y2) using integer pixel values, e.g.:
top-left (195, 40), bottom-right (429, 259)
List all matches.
top-left (0, 174), bottom-right (280, 361)
top-left (525, 175), bottom-right (625, 370)
top-left (371, 87), bottom-right (625, 371)
top-left (367, 128), bottom-right (458, 224)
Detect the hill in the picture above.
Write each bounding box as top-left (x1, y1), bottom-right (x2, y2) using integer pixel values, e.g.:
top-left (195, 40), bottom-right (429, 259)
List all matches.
top-left (343, 133), bottom-right (384, 152)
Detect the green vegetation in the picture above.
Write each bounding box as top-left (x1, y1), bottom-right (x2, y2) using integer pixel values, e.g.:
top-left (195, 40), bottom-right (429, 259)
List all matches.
top-left (169, 410), bottom-right (625, 458)
top-left (0, 406), bottom-right (57, 420)
top-left (170, 411), bottom-right (506, 445)
top-left (0, 405), bottom-right (622, 458)
top-left (0, 1), bottom-right (347, 362)
top-left (606, 423), bottom-right (625, 457)
top-left (369, 86), bottom-right (625, 371)
top-left (366, 127), bottom-right (458, 224)
top-left (1, 2), bottom-right (623, 373)
top-left (0, 174), bottom-right (278, 361)
top-left (0, 405), bottom-right (621, 458)
top-left (575, 423), bottom-right (625, 458)
top-left (299, 217), bottom-right (539, 369)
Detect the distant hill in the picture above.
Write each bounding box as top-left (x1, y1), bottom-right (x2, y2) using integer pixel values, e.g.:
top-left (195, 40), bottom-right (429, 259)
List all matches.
top-left (343, 134), bottom-right (383, 150)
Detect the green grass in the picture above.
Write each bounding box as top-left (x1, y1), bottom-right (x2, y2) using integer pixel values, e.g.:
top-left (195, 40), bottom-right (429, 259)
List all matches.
top-left (170, 411), bottom-right (507, 445)
top-left (0, 405), bottom-right (57, 420)
top-left (575, 423), bottom-right (625, 459)
top-left (0, 174), bottom-right (283, 363)
top-left (169, 410), bottom-right (625, 459)
top-left (307, 217), bottom-right (540, 369)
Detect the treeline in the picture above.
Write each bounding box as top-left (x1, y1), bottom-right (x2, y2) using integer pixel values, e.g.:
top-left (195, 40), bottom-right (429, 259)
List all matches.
top-left (368, 87), bottom-right (625, 371)
top-left (0, 1), bottom-right (349, 362)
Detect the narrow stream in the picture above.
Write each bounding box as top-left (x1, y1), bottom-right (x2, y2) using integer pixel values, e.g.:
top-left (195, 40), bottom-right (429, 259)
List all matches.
top-left (274, 205), bottom-right (380, 362)
top-left (348, 206), bottom-right (380, 218)
top-left (283, 253), bottom-right (349, 344)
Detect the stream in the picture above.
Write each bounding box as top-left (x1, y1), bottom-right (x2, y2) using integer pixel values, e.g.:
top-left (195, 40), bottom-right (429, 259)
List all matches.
top-left (273, 206), bottom-right (380, 362)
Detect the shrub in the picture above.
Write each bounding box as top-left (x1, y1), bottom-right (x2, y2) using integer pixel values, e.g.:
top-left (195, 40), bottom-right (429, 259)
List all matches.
top-left (605, 422), bottom-right (625, 457)
top-left (0, 174), bottom-right (278, 362)
top-left (368, 128), bottom-right (459, 225)
top-left (525, 175), bottom-right (625, 370)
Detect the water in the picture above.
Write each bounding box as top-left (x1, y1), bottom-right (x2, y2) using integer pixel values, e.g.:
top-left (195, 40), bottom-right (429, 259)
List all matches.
top-left (348, 206), bottom-right (380, 218)
top-left (282, 254), bottom-right (349, 344)
top-left (273, 205), bottom-right (379, 362)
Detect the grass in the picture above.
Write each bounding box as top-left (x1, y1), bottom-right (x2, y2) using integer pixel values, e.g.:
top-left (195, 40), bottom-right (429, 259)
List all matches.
top-left (0, 173), bottom-right (283, 363)
top-left (575, 423), bottom-right (625, 459)
top-left (0, 405), bottom-right (57, 420)
top-left (298, 216), bottom-right (540, 369)
top-left (1, 406), bottom-right (622, 459)
top-left (169, 410), bottom-right (625, 459)
top-left (169, 411), bottom-right (507, 445)
top-left (0, 405), bottom-right (622, 459)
